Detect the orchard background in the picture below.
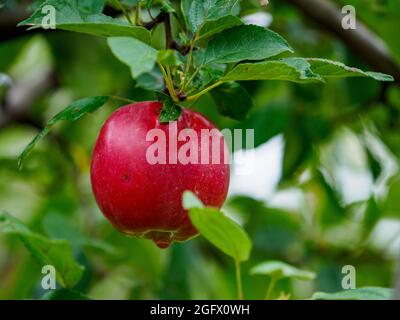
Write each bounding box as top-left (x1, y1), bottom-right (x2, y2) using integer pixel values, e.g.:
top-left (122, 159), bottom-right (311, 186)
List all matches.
top-left (0, 0), bottom-right (400, 300)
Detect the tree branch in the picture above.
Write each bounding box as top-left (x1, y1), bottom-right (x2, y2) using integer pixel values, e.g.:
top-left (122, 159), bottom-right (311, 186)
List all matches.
top-left (285, 0), bottom-right (400, 83)
top-left (0, 70), bottom-right (57, 129)
top-left (143, 11), bottom-right (167, 30)
top-left (0, 6), bottom-right (31, 41)
top-left (164, 13), bottom-right (174, 49)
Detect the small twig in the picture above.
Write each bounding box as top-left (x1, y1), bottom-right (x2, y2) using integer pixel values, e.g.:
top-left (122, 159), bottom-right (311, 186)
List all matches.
top-left (164, 13), bottom-right (174, 49)
top-left (143, 11), bottom-right (167, 30)
top-left (161, 12), bottom-right (192, 55)
top-left (171, 41), bottom-right (193, 55)
top-left (147, 7), bottom-right (154, 20)
top-left (143, 9), bottom-right (191, 58)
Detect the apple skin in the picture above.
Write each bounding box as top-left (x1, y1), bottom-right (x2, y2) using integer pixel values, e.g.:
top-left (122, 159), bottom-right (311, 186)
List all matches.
top-left (90, 101), bottom-right (230, 248)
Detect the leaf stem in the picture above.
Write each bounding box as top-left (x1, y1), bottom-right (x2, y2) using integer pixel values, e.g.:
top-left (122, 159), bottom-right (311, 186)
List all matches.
top-left (180, 35), bottom-right (197, 92)
top-left (110, 95), bottom-right (136, 104)
top-left (182, 68), bottom-right (200, 93)
top-left (157, 62), bottom-right (179, 102)
top-left (186, 81), bottom-right (224, 101)
top-left (235, 259), bottom-right (244, 300)
top-left (265, 276), bottom-right (277, 300)
top-left (135, 2), bottom-right (142, 26)
top-left (147, 7), bottom-right (154, 20)
top-left (115, 0), bottom-right (134, 25)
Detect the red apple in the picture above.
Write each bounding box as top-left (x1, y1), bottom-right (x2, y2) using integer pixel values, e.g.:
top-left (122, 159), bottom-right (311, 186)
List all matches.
top-left (90, 101), bottom-right (230, 248)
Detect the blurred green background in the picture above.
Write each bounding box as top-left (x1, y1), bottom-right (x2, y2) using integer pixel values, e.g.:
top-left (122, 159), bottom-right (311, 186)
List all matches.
top-left (0, 0), bottom-right (400, 300)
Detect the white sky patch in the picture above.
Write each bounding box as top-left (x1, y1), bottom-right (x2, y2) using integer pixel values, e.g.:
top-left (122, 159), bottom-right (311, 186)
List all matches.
top-left (336, 166), bottom-right (373, 204)
top-left (242, 12), bottom-right (273, 27)
top-left (229, 135), bottom-right (283, 200)
top-left (369, 219), bottom-right (400, 258)
top-left (268, 188), bottom-right (305, 212)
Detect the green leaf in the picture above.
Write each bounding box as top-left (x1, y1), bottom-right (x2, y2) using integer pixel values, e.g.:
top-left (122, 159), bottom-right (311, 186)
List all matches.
top-left (43, 214), bottom-right (120, 256)
top-left (192, 63), bottom-right (225, 91)
top-left (306, 58), bottom-right (394, 82)
top-left (365, 145), bottom-right (382, 181)
top-left (312, 287), bottom-right (394, 300)
top-left (159, 0), bottom-right (175, 13)
top-left (17, 96), bottom-right (109, 169)
top-left (222, 58), bottom-right (322, 83)
top-left (157, 49), bottom-right (183, 67)
top-left (197, 15), bottom-right (243, 40)
top-left (41, 289), bottom-right (91, 300)
top-left (0, 212), bottom-right (84, 288)
top-left (383, 174), bottom-right (400, 217)
top-left (156, 92), bottom-right (182, 123)
top-left (78, 0), bottom-right (105, 14)
top-left (250, 261), bottom-right (316, 281)
top-left (280, 122), bottom-right (311, 182)
top-left (210, 82), bottom-right (253, 120)
top-left (316, 169), bottom-right (346, 226)
top-left (182, 0), bottom-right (240, 33)
top-left (182, 190), bottom-right (204, 209)
top-left (19, 0), bottom-right (151, 43)
top-left (135, 69), bottom-right (164, 91)
top-left (108, 37), bottom-right (158, 78)
top-left (204, 25), bottom-right (293, 65)
top-left (221, 57), bottom-right (394, 83)
top-left (188, 194), bottom-right (252, 262)
top-left (118, 0), bottom-right (138, 7)
top-left (363, 197), bottom-right (381, 238)
top-left (235, 101), bottom-right (291, 148)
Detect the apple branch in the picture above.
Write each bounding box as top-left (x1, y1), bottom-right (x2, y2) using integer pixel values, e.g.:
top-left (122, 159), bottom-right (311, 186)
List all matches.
top-left (285, 0), bottom-right (400, 83)
top-left (164, 13), bottom-right (174, 49)
top-left (0, 70), bottom-right (57, 129)
top-left (143, 11), bottom-right (167, 30)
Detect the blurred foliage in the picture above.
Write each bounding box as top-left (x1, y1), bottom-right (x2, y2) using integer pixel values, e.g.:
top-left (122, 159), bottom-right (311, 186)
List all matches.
top-left (0, 0), bottom-right (399, 300)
